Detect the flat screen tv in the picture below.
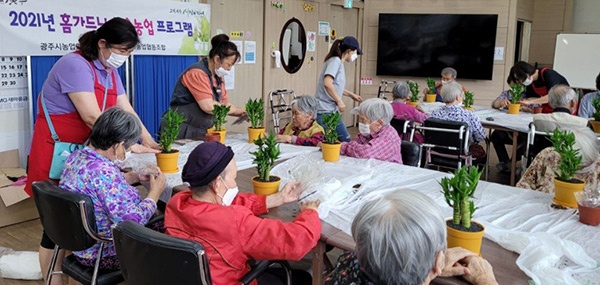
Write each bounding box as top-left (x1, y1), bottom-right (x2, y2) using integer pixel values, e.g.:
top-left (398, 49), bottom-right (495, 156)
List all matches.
top-left (377, 13), bottom-right (498, 80)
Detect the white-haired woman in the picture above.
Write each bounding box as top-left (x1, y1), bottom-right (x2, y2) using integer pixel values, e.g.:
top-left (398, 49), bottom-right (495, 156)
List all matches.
top-left (276, 95), bottom-right (325, 146)
top-left (517, 127), bottom-right (600, 194)
top-left (390, 81), bottom-right (429, 143)
top-left (325, 189), bottom-right (497, 285)
top-left (340, 98), bottom-right (402, 163)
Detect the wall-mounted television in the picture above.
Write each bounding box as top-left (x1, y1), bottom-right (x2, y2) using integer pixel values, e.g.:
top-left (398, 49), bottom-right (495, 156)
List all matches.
top-left (376, 13), bottom-right (498, 80)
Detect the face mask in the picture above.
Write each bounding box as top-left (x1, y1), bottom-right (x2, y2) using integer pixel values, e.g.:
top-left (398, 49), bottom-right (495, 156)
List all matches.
top-left (215, 66), bottom-right (230, 78)
top-left (114, 147), bottom-right (131, 167)
top-left (441, 80), bottom-right (452, 85)
top-left (358, 122), bottom-right (371, 135)
top-left (218, 177), bottom-right (239, 206)
top-left (522, 77), bottom-right (533, 86)
top-left (105, 49), bottom-right (128, 69)
top-left (350, 53), bottom-right (358, 62)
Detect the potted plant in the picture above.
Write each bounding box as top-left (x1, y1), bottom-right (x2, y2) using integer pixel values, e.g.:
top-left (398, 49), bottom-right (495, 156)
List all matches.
top-left (250, 131), bottom-right (281, 195)
top-left (208, 104), bottom-right (230, 144)
top-left (508, 84), bottom-right (525, 115)
top-left (439, 166), bottom-right (485, 254)
top-left (463, 90), bottom-right (475, 111)
top-left (575, 191), bottom-right (600, 226)
top-left (550, 129), bottom-right (584, 208)
top-left (156, 108), bottom-right (186, 173)
top-left (245, 98), bottom-right (266, 143)
top-left (407, 81), bottom-right (420, 107)
top-left (425, 77), bottom-right (437, 103)
top-left (321, 111), bottom-right (342, 162)
top-left (588, 96), bottom-right (600, 133)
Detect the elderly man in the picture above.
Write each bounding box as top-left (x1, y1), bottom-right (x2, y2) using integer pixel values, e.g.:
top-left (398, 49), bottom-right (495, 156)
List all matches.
top-left (533, 85), bottom-right (590, 132)
top-left (423, 67), bottom-right (468, 102)
top-left (276, 95), bottom-right (325, 146)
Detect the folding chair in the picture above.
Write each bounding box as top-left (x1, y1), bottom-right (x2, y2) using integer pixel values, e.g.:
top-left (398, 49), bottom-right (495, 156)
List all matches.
top-left (525, 122), bottom-right (553, 168)
top-left (269, 89), bottom-right (296, 133)
top-left (416, 118), bottom-right (472, 171)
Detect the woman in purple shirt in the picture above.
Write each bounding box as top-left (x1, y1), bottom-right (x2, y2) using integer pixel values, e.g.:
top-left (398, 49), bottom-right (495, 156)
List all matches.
top-left (59, 107), bottom-right (166, 270)
top-left (390, 81), bottom-right (429, 143)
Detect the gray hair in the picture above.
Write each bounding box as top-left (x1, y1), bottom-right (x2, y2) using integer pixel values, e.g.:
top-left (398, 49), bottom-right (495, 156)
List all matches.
top-left (89, 107), bottom-right (142, 150)
top-left (353, 98), bottom-right (394, 126)
top-left (572, 127), bottom-right (600, 169)
top-left (352, 190), bottom-right (446, 285)
top-left (291, 95), bottom-right (318, 119)
top-left (392, 81), bottom-right (409, 99)
top-left (441, 67), bottom-right (457, 78)
top-left (548, 85), bottom-right (577, 108)
top-left (440, 81), bottom-right (463, 103)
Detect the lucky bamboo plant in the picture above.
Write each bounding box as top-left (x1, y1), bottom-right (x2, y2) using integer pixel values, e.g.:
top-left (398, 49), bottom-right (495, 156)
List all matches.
top-left (250, 131), bottom-right (281, 182)
top-left (592, 96), bottom-right (600, 121)
top-left (508, 84), bottom-right (525, 104)
top-left (550, 129), bottom-right (582, 183)
top-left (158, 108), bottom-right (185, 153)
top-left (212, 104), bottom-right (231, 131)
top-left (426, 77), bottom-right (436, 92)
top-left (439, 166), bottom-right (481, 229)
top-left (245, 98), bottom-right (265, 128)
top-left (463, 91), bottom-right (474, 108)
top-left (408, 81), bottom-right (420, 102)
top-left (322, 111), bottom-right (342, 144)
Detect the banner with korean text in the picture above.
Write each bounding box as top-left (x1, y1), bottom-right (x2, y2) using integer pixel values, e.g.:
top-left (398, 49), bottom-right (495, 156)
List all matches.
top-left (0, 0), bottom-right (211, 56)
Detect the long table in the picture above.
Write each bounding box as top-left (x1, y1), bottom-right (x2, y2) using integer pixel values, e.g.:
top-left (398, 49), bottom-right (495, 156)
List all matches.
top-left (268, 153), bottom-right (599, 285)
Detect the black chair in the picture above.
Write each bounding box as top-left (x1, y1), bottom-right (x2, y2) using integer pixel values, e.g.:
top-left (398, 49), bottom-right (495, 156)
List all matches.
top-left (525, 122), bottom-right (553, 167)
top-left (401, 141), bottom-right (421, 167)
top-left (32, 180), bottom-right (123, 285)
top-left (269, 89), bottom-right (296, 133)
top-left (390, 118), bottom-right (415, 141)
top-left (416, 118), bottom-right (472, 170)
top-left (113, 220), bottom-right (292, 285)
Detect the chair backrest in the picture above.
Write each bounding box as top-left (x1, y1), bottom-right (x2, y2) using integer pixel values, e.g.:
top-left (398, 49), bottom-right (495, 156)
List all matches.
top-left (422, 118), bottom-right (470, 153)
top-left (113, 221), bottom-right (211, 285)
top-left (390, 118), bottom-right (414, 141)
top-left (269, 89), bottom-right (296, 133)
top-left (525, 122), bottom-right (553, 167)
top-left (32, 180), bottom-right (99, 251)
top-left (401, 140), bottom-right (421, 167)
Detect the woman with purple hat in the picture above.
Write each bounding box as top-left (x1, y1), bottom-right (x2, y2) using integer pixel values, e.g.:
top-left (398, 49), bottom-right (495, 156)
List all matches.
top-left (315, 36), bottom-right (364, 142)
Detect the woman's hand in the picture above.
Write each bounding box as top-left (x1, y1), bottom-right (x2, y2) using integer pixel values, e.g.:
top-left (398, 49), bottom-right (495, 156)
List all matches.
top-left (493, 99), bottom-right (509, 109)
top-left (131, 143), bottom-right (161, 154)
top-left (141, 134), bottom-right (161, 151)
top-left (123, 171), bottom-right (140, 185)
top-left (349, 93), bottom-right (363, 103)
top-left (276, 134), bottom-right (292, 144)
top-left (439, 247), bottom-right (477, 277)
top-left (461, 255), bottom-right (498, 285)
top-left (265, 181), bottom-right (302, 208)
top-left (300, 199), bottom-right (321, 211)
top-left (147, 171), bottom-right (166, 202)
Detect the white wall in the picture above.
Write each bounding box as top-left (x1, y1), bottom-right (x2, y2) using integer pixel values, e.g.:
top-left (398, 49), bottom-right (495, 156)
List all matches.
top-left (0, 108), bottom-right (31, 167)
top-left (572, 0), bottom-right (600, 33)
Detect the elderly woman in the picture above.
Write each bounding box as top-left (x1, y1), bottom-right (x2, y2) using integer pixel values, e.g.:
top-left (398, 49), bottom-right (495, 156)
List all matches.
top-left (59, 107), bottom-right (166, 270)
top-left (276, 95), bottom-right (325, 146)
top-left (340, 98), bottom-right (402, 163)
top-left (517, 128), bottom-right (600, 194)
top-left (390, 81), bottom-right (429, 143)
top-left (325, 190), bottom-right (497, 285)
top-left (430, 81), bottom-right (486, 159)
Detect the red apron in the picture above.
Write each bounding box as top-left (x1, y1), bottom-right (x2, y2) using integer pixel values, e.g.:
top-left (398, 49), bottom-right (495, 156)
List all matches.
top-left (530, 68), bottom-right (553, 113)
top-left (25, 53), bottom-right (118, 196)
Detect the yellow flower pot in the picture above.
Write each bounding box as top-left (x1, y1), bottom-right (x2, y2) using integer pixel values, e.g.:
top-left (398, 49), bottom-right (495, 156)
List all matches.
top-left (321, 142), bottom-right (341, 162)
top-left (446, 220), bottom-right (485, 255)
top-left (426, 94), bottom-right (437, 103)
top-left (252, 175), bottom-right (281, 195)
top-left (553, 178), bottom-right (585, 208)
top-left (155, 150), bottom-right (180, 173)
top-left (207, 128), bottom-right (227, 144)
top-left (407, 101), bottom-right (419, 108)
top-left (463, 106), bottom-right (474, 111)
top-left (248, 127), bottom-right (266, 143)
top-left (507, 103), bottom-right (520, 115)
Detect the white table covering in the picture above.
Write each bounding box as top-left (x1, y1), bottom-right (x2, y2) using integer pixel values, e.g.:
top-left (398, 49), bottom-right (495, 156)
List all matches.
top-left (271, 152), bottom-right (600, 285)
top-left (126, 133), bottom-right (319, 201)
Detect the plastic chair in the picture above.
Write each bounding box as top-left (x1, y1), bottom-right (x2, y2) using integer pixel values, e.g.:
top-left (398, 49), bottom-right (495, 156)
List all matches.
top-left (32, 180), bottom-right (123, 285)
top-left (113, 220), bottom-right (292, 285)
top-left (416, 118), bottom-right (472, 170)
top-left (269, 89), bottom-right (296, 133)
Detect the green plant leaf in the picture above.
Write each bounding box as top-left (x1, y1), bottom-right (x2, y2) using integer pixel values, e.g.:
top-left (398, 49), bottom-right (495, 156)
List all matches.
top-left (508, 84), bottom-right (525, 104)
top-left (550, 129), bottom-right (582, 181)
top-left (249, 131), bottom-right (281, 181)
top-left (408, 81), bottom-right (420, 102)
top-left (592, 96), bottom-right (600, 121)
top-left (245, 98), bottom-right (264, 128)
top-left (463, 91), bottom-right (474, 108)
top-left (322, 112), bottom-right (342, 144)
top-left (159, 108), bottom-right (186, 153)
top-left (426, 77), bottom-right (436, 91)
top-left (212, 104), bottom-right (231, 131)
top-left (438, 166), bottom-right (481, 229)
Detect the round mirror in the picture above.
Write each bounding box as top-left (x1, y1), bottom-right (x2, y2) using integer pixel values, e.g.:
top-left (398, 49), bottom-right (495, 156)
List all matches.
top-left (279, 18), bottom-right (306, 74)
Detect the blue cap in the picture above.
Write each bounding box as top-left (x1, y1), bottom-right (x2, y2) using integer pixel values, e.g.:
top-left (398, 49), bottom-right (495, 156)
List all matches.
top-left (341, 36), bottom-right (362, 55)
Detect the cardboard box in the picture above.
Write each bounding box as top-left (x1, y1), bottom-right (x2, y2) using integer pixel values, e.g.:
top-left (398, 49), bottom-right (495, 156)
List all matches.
top-left (0, 149), bottom-right (39, 228)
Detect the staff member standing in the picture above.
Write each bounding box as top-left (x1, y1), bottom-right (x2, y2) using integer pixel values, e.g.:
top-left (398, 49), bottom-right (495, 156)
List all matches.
top-left (164, 34), bottom-right (246, 139)
top-left (508, 61), bottom-right (569, 113)
top-left (26, 17), bottom-right (159, 285)
top-left (316, 36), bottom-right (363, 142)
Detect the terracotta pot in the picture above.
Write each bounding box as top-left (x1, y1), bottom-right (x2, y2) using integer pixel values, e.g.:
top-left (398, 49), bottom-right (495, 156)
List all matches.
top-left (205, 132), bottom-right (221, 142)
top-left (252, 175), bottom-right (281, 195)
top-left (589, 120), bottom-right (600, 134)
top-left (155, 150), bottom-right (180, 173)
top-left (207, 128), bottom-right (227, 144)
top-left (321, 142), bottom-right (341, 162)
top-left (248, 127), bottom-right (266, 143)
top-left (407, 101), bottom-right (419, 108)
top-left (426, 94), bottom-right (437, 103)
top-left (446, 220), bottom-right (485, 255)
top-left (507, 103), bottom-right (520, 115)
top-left (533, 106), bottom-right (543, 114)
top-left (553, 178), bottom-right (585, 208)
top-left (578, 202), bottom-right (600, 226)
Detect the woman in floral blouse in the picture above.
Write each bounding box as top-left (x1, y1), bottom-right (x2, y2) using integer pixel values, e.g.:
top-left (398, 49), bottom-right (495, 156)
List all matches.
top-left (59, 107), bottom-right (166, 269)
top-left (276, 95), bottom-right (325, 146)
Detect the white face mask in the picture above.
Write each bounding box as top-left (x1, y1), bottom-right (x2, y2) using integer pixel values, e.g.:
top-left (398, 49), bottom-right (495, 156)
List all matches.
top-left (218, 177), bottom-right (239, 206)
top-left (105, 49), bottom-right (128, 69)
top-left (350, 53), bottom-right (358, 62)
top-left (215, 66), bottom-right (230, 78)
top-left (522, 77), bottom-right (533, 86)
top-left (114, 147), bottom-right (131, 167)
top-left (358, 122), bottom-right (371, 135)
top-left (441, 80), bottom-right (451, 85)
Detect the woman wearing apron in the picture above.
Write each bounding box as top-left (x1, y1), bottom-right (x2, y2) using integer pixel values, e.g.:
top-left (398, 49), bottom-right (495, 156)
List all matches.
top-left (508, 61), bottom-right (570, 113)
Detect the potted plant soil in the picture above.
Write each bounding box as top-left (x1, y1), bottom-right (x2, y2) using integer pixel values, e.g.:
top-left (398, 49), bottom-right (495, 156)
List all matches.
top-left (425, 77), bottom-right (437, 103)
top-left (508, 84), bottom-right (525, 115)
top-left (250, 131), bottom-right (281, 195)
top-left (463, 90), bottom-right (475, 111)
top-left (321, 111), bottom-right (342, 162)
top-left (551, 129), bottom-right (585, 208)
top-left (588, 96), bottom-right (600, 133)
top-left (207, 104), bottom-right (230, 144)
top-left (407, 81), bottom-right (420, 107)
top-left (156, 108), bottom-right (185, 173)
top-left (575, 191), bottom-right (600, 226)
top-left (245, 98), bottom-right (266, 143)
top-left (439, 166), bottom-right (485, 254)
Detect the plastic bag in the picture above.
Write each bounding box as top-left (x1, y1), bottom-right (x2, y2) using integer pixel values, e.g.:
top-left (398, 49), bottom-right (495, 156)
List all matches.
top-left (0, 251), bottom-right (42, 280)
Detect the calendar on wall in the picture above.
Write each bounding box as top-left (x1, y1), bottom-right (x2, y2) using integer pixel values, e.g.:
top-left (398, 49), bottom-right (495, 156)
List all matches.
top-left (0, 56), bottom-right (28, 111)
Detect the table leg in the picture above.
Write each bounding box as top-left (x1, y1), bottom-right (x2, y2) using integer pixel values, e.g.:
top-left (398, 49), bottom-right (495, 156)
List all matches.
top-left (510, 130), bottom-right (518, 186)
top-left (312, 241), bottom-right (326, 285)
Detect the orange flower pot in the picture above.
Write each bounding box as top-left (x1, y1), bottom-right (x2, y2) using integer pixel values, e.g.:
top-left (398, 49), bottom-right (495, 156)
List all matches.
top-left (553, 178), bottom-right (585, 208)
top-left (207, 128), bottom-right (226, 144)
top-left (248, 127), bottom-right (266, 143)
top-left (321, 143), bottom-right (341, 162)
top-left (407, 101), bottom-right (419, 108)
top-left (252, 176), bottom-right (281, 195)
top-left (507, 103), bottom-right (520, 115)
top-left (426, 94), bottom-right (437, 103)
top-left (155, 150), bottom-right (180, 173)
top-left (446, 220), bottom-right (485, 255)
